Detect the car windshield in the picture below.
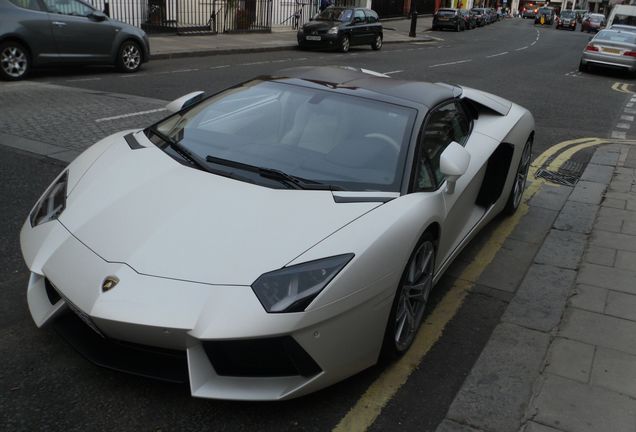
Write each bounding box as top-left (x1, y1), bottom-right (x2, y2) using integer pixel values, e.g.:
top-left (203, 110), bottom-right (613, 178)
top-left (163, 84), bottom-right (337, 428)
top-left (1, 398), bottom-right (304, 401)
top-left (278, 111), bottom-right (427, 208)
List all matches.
top-left (560, 11), bottom-right (575, 18)
top-left (437, 9), bottom-right (456, 16)
top-left (148, 80), bottom-right (416, 192)
top-left (613, 15), bottom-right (636, 26)
top-left (595, 30), bottom-right (636, 44)
top-left (315, 7), bottom-right (352, 22)
top-left (538, 8), bottom-right (552, 14)
top-left (589, 15), bottom-right (604, 22)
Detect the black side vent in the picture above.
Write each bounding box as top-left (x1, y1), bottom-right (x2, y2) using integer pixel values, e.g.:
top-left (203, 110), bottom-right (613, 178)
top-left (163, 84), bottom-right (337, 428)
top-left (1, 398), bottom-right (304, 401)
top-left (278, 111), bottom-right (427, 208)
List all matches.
top-left (124, 133), bottom-right (145, 150)
top-left (203, 336), bottom-right (322, 378)
top-left (44, 278), bottom-right (62, 305)
top-left (476, 143), bottom-right (513, 207)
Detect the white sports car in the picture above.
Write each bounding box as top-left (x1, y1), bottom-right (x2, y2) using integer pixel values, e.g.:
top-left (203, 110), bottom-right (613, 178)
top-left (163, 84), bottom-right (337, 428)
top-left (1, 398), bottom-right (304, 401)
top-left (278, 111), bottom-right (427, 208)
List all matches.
top-left (20, 66), bottom-right (534, 401)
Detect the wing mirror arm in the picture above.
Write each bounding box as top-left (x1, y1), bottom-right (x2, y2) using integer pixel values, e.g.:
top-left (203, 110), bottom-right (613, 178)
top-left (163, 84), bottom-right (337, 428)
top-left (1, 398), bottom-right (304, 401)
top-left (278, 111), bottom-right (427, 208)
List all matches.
top-left (439, 141), bottom-right (471, 194)
top-left (166, 91), bottom-right (205, 114)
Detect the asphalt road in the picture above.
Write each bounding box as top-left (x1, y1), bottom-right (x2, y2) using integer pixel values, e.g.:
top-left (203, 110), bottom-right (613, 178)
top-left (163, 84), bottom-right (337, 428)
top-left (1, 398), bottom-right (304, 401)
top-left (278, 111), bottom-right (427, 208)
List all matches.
top-left (1, 18), bottom-right (632, 432)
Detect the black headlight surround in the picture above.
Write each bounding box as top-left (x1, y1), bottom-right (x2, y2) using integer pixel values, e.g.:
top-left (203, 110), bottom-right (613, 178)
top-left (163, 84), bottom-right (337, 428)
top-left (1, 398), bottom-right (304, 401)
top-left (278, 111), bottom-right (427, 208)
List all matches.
top-left (30, 171), bottom-right (68, 227)
top-left (251, 253), bottom-right (354, 314)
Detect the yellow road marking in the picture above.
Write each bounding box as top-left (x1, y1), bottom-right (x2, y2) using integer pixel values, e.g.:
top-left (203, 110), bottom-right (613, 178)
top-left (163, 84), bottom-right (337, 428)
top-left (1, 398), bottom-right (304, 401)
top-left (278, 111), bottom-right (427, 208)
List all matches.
top-left (332, 138), bottom-right (614, 432)
top-left (611, 82), bottom-right (635, 94)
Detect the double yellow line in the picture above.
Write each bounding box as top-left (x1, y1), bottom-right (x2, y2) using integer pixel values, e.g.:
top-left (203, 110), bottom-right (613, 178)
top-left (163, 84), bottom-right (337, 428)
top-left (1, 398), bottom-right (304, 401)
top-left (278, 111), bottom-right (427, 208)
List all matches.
top-left (332, 136), bottom-right (632, 432)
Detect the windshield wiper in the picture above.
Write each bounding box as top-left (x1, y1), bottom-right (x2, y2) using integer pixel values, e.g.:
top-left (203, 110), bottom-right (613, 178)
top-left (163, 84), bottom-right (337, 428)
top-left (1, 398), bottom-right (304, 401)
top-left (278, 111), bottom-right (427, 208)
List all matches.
top-left (205, 155), bottom-right (342, 190)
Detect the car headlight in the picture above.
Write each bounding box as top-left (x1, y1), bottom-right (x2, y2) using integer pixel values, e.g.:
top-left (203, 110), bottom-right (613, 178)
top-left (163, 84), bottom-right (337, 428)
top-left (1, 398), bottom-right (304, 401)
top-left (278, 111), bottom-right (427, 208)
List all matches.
top-left (328, 26), bottom-right (339, 35)
top-left (30, 171), bottom-right (68, 227)
top-left (251, 254), bottom-right (354, 313)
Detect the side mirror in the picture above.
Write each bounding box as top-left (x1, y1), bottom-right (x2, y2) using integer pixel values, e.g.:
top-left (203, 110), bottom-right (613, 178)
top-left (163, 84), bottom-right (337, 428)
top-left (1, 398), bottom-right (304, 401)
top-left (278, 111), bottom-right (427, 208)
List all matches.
top-left (440, 141), bottom-right (470, 194)
top-left (88, 10), bottom-right (107, 21)
top-left (166, 91), bottom-right (205, 114)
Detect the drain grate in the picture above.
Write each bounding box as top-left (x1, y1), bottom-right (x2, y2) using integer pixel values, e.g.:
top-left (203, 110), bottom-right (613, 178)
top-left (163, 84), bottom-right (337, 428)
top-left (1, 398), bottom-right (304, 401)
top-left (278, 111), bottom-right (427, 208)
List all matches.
top-left (535, 168), bottom-right (579, 186)
top-left (536, 146), bottom-right (594, 187)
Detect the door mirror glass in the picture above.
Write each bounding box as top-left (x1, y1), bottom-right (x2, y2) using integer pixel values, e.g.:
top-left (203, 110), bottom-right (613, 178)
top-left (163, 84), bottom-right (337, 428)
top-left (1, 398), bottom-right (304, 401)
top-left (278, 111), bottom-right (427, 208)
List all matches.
top-left (166, 91), bottom-right (205, 114)
top-left (440, 141), bottom-right (470, 194)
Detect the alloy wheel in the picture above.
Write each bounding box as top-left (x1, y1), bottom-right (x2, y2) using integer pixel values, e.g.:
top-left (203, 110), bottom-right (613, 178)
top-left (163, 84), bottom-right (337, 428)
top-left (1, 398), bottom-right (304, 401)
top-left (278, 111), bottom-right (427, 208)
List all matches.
top-left (341, 36), bottom-right (350, 53)
top-left (394, 240), bottom-right (435, 352)
top-left (373, 35), bottom-right (382, 50)
top-left (121, 43), bottom-right (141, 71)
top-left (511, 139), bottom-right (533, 209)
top-left (1, 46), bottom-right (28, 79)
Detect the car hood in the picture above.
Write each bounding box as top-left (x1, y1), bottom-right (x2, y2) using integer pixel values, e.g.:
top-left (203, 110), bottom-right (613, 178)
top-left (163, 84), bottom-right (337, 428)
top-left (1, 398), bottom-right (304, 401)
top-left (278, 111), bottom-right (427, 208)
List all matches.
top-left (303, 20), bottom-right (341, 31)
top-left (60, 134), bottom-right (381, 285)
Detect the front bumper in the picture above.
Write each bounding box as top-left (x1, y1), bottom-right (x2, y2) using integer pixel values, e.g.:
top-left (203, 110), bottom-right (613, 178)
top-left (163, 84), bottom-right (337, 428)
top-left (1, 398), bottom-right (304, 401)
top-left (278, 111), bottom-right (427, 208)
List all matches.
top-left (297, 32), bottom-right (341, 49)
top-left (20, 219), bottom-right (390, 400)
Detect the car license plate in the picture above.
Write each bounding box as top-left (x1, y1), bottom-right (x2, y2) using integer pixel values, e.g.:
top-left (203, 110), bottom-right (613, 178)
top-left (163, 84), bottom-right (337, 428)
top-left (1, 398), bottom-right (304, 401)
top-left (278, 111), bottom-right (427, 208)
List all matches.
top-left (603, 47), bottom-right (620, 54)
top-left (306, 36), bottom-right (321, 41)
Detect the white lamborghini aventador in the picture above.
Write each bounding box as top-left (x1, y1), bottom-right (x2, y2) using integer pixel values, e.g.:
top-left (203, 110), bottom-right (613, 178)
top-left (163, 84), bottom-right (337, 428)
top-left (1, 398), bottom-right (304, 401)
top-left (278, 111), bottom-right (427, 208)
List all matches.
top-left (20, 66), bottom-right (534, 401)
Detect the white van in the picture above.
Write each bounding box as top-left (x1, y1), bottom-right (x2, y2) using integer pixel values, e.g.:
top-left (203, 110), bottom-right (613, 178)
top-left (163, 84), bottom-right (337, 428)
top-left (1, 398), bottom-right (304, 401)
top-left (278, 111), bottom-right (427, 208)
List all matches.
top-left (608, 5), bottom-right (636, 27)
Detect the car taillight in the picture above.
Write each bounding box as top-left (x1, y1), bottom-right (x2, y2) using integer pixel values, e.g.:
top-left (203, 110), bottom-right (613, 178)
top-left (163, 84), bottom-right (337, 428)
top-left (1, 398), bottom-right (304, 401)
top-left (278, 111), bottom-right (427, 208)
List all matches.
top-left (624, 51), bottom-right (636, 57)
top-left (585, 44), bottom-right (599, 52)
top-left (534, 9), bottom-right (538, 13)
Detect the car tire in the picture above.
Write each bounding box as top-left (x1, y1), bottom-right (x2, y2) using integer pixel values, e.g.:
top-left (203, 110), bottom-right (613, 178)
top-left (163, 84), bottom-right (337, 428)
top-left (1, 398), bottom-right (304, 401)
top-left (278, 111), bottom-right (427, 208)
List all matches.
top-left (371, 34), bottom-right (382, 50)
top-left (578, 60), bottom-right (588, 73)
top-left (117, 40), bottom-right (142, 73)
top-left (380, 231), bottom-right (436, 360)
top-left (503, 137), bottom-right (533, 215)
top-left (298, 41), bottom-right (306, 50)
top-left (455, 22), bottom-right (460, 32)
top-left (340, 35), bottom-right (350, 53)
top-left (0, 41), bottom-right (30, 81)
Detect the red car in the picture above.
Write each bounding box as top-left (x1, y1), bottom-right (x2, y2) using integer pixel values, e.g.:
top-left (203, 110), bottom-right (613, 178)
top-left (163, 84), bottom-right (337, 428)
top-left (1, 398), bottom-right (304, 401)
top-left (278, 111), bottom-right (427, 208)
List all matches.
top-left (581, 14), bottom-right (606, 32)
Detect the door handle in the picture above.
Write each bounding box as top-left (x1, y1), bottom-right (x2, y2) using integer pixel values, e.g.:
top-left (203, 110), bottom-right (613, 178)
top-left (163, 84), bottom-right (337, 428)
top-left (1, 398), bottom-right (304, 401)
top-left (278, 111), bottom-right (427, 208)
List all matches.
top-left (52, 21), bottom-right (67, 27)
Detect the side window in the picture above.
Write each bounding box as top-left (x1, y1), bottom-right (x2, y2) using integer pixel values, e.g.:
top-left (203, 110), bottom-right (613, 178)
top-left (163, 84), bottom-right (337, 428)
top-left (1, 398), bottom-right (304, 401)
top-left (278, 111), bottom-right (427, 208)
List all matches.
top-left (365, 10), bottom-right (379, 23)
top-left (354, 9), bottom-right (366, 23)
top-left (8, 0), bottom-right (42, 11)
top-left (414, 101), bottom-right (470, 190)
top-left (43, 0), bottom-right (93, 16)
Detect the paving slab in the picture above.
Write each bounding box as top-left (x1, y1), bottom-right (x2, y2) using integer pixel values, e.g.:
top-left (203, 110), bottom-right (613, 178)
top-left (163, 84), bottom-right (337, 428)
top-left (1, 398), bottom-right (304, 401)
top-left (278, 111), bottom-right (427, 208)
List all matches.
top-left (508, 205), bottom-right (559, 245)
top-left (589, 230), bottom-right (636, 253)
top-left (598, 205), bottom-right (636, 222)
top-left (605, 290), bottom-right (636, 321)
top-left (559, 308), bottom-right (636, 355)
top-left (534, 230), bottom-right (586, 270)
top-left (580, 163), bottom-right (614, 184)
top-left (527, 185), bottom-right (572, 212)
top-left (568, 180), bottom-right (606, 205)
top-left (501, 264), bottom-right (576, 332)
top-left (477, 238), bottom-right (539, 293)
top-left (577, 263), bottom-right (636, 295)
top-left (590, 347), bottom-right (636, 398)
top-left (590, 146), bottom-right (621, 166)
top-left (445, 323), bottom-right (550, 432)
top-left (594, 211), bottom-right (624, 233)
top-left (615, 250), bottom-right (636, 270)
top-left (582, 245), bottom-right (616, 267)
top-left (568, 284), bottom-right (607, 314)
top-left (601, 197), bottom-right (626, 209)
top-left (553, 201), bottom-right (598, 234)
top-left (522, 421), bottom-right (565, 432)
top-left (435, 419), bottom-right (482, 432)
top-left (530, 374), bottom-right (636, 432)
top-left (544, 337), bottom-right (594, 383)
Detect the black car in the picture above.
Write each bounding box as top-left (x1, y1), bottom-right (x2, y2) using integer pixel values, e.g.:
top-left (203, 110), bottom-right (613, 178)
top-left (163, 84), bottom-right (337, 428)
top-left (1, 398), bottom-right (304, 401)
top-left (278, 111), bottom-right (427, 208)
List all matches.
top-left (0, 0), bottom-right (149, 80)
top-left (433, 8), bottom-right (465, 32)
top-left (556, 10), bottom-right (577, 30)
top-left (297, 7), bottom-right (382, 53)
top-left (460, 10), bottom-right (476, 29)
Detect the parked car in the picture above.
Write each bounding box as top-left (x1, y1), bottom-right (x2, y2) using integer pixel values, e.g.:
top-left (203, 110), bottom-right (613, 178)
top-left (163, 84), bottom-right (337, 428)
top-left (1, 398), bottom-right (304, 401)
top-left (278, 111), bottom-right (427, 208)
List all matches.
top-left (575, 9), bottom-right (588, 23)
top-left (556, 10), bottom-right (577, 30)
top-left (0, 0), bottom-right (149, 80)
top-left (470, 8), bottom-right (486, 26)
top-left (20, 65), bottom-right (535, 401)
top-left (297, 6), bottom-right (382, 52)
top-left (534, 7), bottom-right (555, 25)
top-left (579, 28), bottom-right (636, 74)
top-left (608, 4), bottom-right (636, 27)
top-left (522, 5), bottom-right (538, 19)
top-left (433, 8), bottom-right (465, 32)
top-left (472, 7), bottom-right (492, 24)
top-left (459, 9), bottom-right (476, 29)
top-left (581, 13), bottom-right (606, 33)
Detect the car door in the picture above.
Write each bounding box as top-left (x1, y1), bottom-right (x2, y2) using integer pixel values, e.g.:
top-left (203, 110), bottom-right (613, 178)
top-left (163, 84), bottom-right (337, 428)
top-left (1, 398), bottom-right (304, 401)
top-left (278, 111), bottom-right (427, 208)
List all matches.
top-left (364, 9), bottom-right (380, 40)
top-left (41, 0), bottom-right (116, 62)
top-left (412, 100), bottom-right (486, 264)
top-left (4, 0), bottom-right (58, 63)
top-left (350, 9), bottom-right (368, 44)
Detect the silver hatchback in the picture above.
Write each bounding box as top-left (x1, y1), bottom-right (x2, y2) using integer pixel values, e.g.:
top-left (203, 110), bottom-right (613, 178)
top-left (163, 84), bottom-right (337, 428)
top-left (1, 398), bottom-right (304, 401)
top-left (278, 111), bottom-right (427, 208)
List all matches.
top-left (0, 0), bottom-right (150, 80)
top-left (579, 29), bottom-right (636, 74)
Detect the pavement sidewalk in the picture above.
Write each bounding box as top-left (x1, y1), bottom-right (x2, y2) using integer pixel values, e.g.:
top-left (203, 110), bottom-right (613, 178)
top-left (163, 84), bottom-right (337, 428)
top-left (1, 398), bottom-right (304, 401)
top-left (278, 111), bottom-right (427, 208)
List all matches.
top-left (148, 16), bottom-right (435, 59)
top-left (437, 144), bottom-right (636, 432)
